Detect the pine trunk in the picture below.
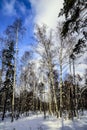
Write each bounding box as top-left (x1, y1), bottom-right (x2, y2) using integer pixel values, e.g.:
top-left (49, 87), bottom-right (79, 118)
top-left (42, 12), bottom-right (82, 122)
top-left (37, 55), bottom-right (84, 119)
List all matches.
top-left (2, 91), bottom-right (8, 121)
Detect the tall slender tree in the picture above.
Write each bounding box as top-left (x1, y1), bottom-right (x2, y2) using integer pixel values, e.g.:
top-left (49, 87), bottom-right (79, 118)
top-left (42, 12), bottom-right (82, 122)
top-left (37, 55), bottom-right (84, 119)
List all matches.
top-left (35, 24), bottom-right (59, 117)
top-left (4, 19), bottom-right (26, 121)
top-left (2, 40), bottom-right (15, 120)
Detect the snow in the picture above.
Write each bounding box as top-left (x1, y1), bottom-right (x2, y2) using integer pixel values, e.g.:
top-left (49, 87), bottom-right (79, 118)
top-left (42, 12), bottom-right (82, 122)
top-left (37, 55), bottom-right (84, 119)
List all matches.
top-left (0, 113), bottom-right (87, 130)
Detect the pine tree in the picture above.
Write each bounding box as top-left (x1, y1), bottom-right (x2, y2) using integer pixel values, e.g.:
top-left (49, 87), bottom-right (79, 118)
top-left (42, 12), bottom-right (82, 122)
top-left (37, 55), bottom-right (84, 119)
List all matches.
top-left (59, 0), bottom-right (87, 55)
top-left (2, 40), bottom-right (15, 120)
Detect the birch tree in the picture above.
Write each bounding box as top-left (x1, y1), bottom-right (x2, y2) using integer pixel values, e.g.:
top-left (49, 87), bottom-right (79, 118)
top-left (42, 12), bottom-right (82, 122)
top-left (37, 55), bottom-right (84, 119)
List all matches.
top-left (35, 24), bottom-right (59, 117)
top-left (5, 19), bottom-right (26, 121)
top-left (55, 22), bottom-right (77, 117)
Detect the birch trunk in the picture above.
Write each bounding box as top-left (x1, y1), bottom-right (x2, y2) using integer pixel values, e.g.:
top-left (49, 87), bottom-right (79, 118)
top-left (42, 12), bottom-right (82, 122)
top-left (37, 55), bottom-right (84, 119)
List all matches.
top-left (49, 64), bottom-right (59, 117)
top-left (36, 86), bottom-right (38, 112)
top-left (72, 59), bottom-right (78, 117)
top-left (48, 84), bottom-right (52, 115)
top-left (59, 44), bottom-right (63, 118)
top-left (33, 79), bottom-right (35, 112)
top-left (12, 26), bottom-right (18, 122)
top-left (68, 57), bottom-right (73, 119)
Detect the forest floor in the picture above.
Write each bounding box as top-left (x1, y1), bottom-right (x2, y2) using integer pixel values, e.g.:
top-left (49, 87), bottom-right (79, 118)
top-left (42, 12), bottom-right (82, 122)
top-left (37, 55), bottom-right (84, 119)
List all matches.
top-left (0, 112), bottom-right (87, 130)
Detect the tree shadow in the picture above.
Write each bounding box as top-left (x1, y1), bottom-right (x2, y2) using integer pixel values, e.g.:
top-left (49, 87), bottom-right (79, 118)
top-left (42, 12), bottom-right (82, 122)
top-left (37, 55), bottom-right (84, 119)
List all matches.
top-left (1, 114), bottom-right (87, 130)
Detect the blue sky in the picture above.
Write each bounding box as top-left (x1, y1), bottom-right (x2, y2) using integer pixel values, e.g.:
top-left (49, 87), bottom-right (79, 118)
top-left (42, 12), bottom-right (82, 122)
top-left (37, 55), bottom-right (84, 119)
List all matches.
top-left (0, 0), bottom-right (86, 78)
top-left (0, 0), bottom-right (35, 57)
top-left (0, 0), bottom-right (32, 29)
top-left (0, 0), bottom-right (63, 58)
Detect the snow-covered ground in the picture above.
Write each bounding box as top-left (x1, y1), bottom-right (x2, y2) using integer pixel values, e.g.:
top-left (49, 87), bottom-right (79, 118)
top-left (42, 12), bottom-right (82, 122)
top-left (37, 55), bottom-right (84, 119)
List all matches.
top-left (0, 113), bottom-right (87, 130)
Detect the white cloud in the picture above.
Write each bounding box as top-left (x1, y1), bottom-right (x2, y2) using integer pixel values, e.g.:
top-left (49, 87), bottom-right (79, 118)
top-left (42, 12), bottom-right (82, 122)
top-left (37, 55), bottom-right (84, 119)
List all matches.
top-left (2, 0), bottom-right (16, 16)
top-left (30, 0), bottom-right (63, 29)
top-left (2, 0), bottom-right (30, 17)
top-left (17, 2), bottom-right (27, 15)
top-left (25, 14), bottom-right (33, 26)
top-left (76, 63), bottom-right (87, 75)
